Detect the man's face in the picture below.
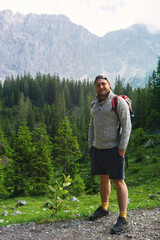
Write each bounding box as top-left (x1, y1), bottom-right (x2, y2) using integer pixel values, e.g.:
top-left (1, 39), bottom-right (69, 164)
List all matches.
top-left (95, 79), bottom-right (110, 97)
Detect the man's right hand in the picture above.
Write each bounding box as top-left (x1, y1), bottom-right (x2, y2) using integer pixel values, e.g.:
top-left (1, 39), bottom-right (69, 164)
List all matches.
top-left (118, 148), bottom-right (125, 158)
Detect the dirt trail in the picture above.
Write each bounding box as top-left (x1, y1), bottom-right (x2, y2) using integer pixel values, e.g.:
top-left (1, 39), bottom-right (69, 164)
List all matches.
top-left (0, 208), bottom-right (159, 240)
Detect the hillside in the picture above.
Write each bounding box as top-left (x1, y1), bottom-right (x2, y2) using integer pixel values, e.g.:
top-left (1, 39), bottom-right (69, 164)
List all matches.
top-left (0, 10), bottom-right (160, 87)
top-left (0, 130), bottom-right (160, 238)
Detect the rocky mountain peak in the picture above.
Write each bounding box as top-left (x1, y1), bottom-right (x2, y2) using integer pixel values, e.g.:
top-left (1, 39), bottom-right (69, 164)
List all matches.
top-left (0, 10), bottom-right (160, 87)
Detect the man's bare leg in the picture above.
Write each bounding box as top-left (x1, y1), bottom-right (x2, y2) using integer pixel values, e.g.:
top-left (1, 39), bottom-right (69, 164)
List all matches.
top-left (113, 179), bottom-right (128, 218)
top-left (100, 175), bottom-right (111, 209)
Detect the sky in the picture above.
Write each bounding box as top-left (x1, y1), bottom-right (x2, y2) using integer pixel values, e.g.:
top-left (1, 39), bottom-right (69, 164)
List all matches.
top-left (0, 0), bottom-right (160, 36)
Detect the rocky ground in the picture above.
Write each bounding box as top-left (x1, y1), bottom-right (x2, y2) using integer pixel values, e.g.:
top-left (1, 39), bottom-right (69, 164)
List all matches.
top-left (0, 208), bottom-right (159, 240)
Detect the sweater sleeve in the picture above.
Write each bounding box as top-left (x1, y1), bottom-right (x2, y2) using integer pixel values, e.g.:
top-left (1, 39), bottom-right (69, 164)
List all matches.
top-left (117, 97), bottom-right (131, 151)
top-left (88, 116), bottom-right (94, 148)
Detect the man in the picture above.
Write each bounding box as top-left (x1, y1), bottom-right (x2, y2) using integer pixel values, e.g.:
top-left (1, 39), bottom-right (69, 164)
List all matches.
top-left (88, 75), bottom-right (131, 234)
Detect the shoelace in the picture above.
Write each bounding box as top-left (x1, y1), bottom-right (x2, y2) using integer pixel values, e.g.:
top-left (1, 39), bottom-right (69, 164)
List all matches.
top-left (115, 217), bottom-right (123, 226)
top-left (96, 207), bottom-right (102, 213)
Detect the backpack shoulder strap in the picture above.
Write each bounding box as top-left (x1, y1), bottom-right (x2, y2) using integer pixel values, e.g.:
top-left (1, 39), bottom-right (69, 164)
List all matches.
top-left (120, 95), bottom-right (127, 99)
top-left (112, 95), bottom-right (119, 114)
top-left (112, 95), bottom-right (130, 169)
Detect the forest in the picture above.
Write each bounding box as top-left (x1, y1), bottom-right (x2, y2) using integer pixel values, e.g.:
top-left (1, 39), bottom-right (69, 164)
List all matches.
top-left (0, 57), bottom-right (160, 197)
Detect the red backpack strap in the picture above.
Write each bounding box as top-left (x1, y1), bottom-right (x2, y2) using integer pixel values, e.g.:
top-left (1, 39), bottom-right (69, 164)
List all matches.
top-left (112, 96), bottom-right (119, 114)
top-left (120, 95), bottom-right (128, 100)
top-left (120, 95), bottom-right (133, 112)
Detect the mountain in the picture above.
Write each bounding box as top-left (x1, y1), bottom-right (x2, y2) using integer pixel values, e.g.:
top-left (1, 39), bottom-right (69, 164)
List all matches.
top-left (0, 10), bottom-right (160, 87)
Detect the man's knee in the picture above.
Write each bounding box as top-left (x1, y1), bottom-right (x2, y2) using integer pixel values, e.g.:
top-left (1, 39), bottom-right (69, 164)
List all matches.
top-left (100, 175), bottom-right (109, 182)
top-left (113, 179), bottom-right (125, 187)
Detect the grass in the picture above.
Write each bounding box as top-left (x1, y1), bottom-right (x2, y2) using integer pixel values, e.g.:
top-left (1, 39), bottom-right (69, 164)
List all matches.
top-left (0, 196), bottom-right (52, 226)
top-left (0, 182), bottom-right (159, 227)
top-left (0, 139), bottom-right (160, 227)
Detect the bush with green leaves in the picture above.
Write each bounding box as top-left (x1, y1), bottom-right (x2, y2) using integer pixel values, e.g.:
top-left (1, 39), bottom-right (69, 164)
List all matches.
top-left (69, 174), bottom-right (85, 196)
top-left (133, 128), bottom-right (149, 147)
top-left (135, 145), bottom-right (146, 162)
top-left (0, 159), bottom-right (5, 194)
top-left (85, 175), bottom-right (99, 194)
top-left (48, 174), bottom-right (72, 216)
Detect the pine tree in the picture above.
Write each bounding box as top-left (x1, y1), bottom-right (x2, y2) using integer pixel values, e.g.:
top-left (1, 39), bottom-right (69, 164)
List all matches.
top-left (62, 79), bottom-right (72, 108)
top-left (31, 123), bottom-right (54, 194)
top-left (18, 93), bottom-right (27, 125)
top-left (145, 76), bottom-right (154, 129)
top-left (145, 59), bottom-right (160, 129)
top-left (124, 83), bottom-right (133, 99)
top-left (114, 75), bottom-right (124, 95)
top-left (13, 122), bottom-right (33, 195)
top-left (43, 104), bottom-right (51, 133)
top-left (134, 88), bottom-right (147, 128)
top-left (53, 117), bottom-right (82, 176)
top-left (0, 98), bottom-right (3, 112)
top-left (0, 129), bottom-right (14, 193)
top-left (26, 97), bottom-right (35, 131)
top-left (50, 92), bottom-right (66, 138)
top-left (155, 57), bottom-right (160, 112)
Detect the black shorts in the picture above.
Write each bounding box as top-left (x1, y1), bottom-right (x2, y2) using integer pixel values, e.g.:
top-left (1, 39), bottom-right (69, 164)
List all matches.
top-left (90, 147), bottom-right (125, 179)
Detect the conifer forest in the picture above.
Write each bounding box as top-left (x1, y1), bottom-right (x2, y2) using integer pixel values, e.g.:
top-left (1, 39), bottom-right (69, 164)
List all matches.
top-left (0, 58), bottom-right (160, 196)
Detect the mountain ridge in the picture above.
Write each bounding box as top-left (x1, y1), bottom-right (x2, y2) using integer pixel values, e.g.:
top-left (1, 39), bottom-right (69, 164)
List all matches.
top-left (0, 10), bottom-right (160, 87)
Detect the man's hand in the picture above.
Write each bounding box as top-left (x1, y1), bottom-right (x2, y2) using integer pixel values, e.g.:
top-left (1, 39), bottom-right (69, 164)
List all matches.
top-left (118, 149), bottom-right (125, 158)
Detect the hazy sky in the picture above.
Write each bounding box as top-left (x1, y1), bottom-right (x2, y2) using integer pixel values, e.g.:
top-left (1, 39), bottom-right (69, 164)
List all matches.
top-left (0, 0), bottom-right (160, 36)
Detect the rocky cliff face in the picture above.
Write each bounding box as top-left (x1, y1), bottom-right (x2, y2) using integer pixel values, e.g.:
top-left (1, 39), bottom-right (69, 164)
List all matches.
top-left (0, 10), bottom-right (160, 87)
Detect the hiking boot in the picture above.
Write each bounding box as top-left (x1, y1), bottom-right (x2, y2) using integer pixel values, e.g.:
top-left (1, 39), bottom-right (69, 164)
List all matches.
top-left (111, 215), bottom-right (128, 234)
top-left (89, 206), bottom-right (109, 221)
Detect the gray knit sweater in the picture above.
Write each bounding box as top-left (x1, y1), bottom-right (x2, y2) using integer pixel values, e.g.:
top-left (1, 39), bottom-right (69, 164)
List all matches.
top-left (88, 90), bottom-right (131, 151)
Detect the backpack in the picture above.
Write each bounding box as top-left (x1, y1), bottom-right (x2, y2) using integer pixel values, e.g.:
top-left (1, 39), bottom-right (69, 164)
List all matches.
top-left (112, 95), bottom-right (134, 131)
top-left (112, 95), bottom-right (134, 168)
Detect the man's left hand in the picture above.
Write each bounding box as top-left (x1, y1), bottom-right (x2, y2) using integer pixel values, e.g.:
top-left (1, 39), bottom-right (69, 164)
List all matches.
top-left (118, 149), bottom-right (125, 158)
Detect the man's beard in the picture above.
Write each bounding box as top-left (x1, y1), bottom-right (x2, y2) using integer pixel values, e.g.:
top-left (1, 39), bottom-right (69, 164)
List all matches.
top-left (98, 90), bottom-right (110, 100)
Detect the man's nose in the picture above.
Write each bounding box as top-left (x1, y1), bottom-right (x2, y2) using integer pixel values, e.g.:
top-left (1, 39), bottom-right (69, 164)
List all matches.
top-left (99, 84), bottom-right (103, 88)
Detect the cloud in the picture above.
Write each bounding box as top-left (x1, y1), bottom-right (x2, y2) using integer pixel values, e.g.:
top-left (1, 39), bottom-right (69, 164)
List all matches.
top-left (115, 0), bottom-right (160, 33)
top-left (0, 0), bottom-right (160, 36)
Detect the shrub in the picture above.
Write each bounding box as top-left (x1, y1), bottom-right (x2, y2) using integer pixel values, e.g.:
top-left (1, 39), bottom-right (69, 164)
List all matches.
top-left (69, 174), bottom-right (85, 196)
top-left (133, 128), bottom-right (149, 147)
top-left (48, 174), bottom-right (72, 216)
top-left (135, 146), bottom-right (146, 162)
top-left (85, 175), bottom-right (99, 194)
